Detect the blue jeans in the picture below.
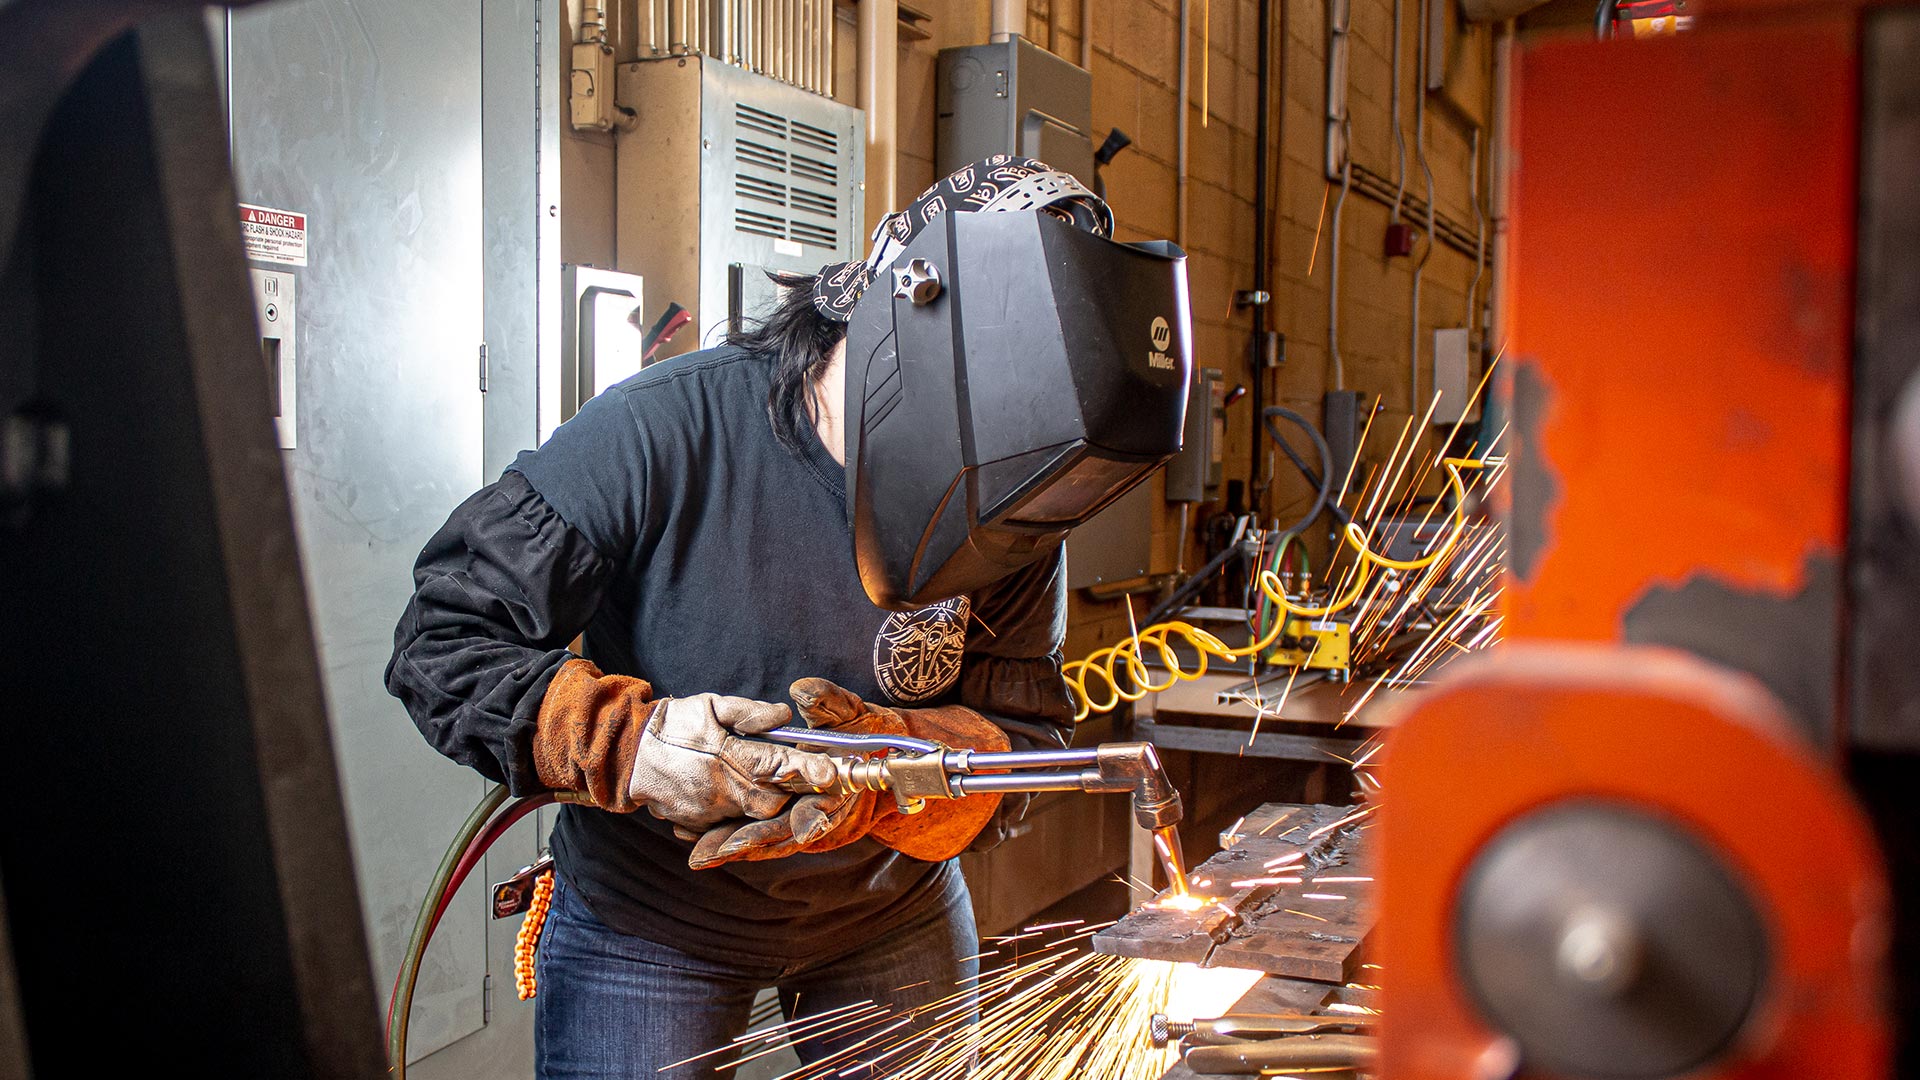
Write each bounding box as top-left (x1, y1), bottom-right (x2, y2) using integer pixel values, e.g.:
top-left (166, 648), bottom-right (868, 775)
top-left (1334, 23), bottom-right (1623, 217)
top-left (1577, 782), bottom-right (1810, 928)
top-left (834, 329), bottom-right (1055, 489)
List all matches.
top-left (534, 869), bottom-right (980, 1079)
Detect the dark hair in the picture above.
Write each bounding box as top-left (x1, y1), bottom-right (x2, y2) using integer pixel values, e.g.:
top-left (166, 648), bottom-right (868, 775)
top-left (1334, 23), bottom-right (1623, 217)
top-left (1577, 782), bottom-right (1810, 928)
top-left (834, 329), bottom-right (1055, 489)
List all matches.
top-left (727, 270), bottom-right (846, 454)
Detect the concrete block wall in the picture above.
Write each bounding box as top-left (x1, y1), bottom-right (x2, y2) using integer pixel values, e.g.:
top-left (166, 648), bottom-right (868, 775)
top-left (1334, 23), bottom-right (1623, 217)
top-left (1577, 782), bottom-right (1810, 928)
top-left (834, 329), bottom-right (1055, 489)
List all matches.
top-left (887, 0), bottom-right (1494, 656)
top-left (568, 0), bottom-right (1494, 659)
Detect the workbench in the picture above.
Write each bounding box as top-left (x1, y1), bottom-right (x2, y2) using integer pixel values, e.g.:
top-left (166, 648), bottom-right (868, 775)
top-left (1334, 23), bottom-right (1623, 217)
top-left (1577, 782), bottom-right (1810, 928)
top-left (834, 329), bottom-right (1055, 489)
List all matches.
top-left (1126, 668), bottom-right (1404, 904)
top-left (1134, 668), bottom-right (1396, 760)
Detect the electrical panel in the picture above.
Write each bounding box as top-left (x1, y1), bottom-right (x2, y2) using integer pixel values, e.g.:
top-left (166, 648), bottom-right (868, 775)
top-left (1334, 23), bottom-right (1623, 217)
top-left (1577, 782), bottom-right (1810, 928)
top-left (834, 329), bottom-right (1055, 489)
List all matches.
top-left (615, 57), bottom-right (864, 359)
top-left (225, 0), bottom-right (493, 1061)
top-left (936, 37), bottom-right (1096, 184)
top-left (1166, 366), bottom-right (1224, 502)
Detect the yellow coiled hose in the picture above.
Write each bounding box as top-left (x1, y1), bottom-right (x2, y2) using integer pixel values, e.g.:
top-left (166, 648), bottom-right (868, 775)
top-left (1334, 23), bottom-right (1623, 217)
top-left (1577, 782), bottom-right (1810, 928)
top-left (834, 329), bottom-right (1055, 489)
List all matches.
top-left (1062, 457), bottom-right (1486, 722)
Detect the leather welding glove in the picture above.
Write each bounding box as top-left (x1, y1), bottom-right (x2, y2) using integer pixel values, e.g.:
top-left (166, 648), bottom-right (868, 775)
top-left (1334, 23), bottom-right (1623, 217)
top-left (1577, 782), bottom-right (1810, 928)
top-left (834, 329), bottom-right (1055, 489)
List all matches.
top-left (533, 658), bottom-right (837, 829)
top-left (688, 677), bottom-right (1010, 869)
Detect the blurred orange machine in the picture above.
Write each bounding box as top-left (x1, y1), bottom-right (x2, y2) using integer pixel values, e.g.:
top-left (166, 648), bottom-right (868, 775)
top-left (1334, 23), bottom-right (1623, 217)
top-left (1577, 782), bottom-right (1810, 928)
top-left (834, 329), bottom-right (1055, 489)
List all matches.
top-left (1379, 2), bottom-right (1919, 1078)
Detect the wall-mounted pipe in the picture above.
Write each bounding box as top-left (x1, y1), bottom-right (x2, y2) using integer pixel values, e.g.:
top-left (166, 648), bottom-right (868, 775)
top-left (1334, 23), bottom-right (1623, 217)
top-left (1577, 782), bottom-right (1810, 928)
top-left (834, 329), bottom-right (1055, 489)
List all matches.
top-left (859, 0), bottom-right (899, 230)
top-left (1080, 0), bottom-right (1092, 68)
top-left (1248, 0), bottom-right (1274, 504)
top-left (1487, 19), bottom-right (1513, 356)
top-left (1329, 131), bottom-right (1351, 392)
top-left (992, 0), bottom-right (1025, 41)
top-left (1409, 0), bottom-right (1436, 412)
top-left (1326, 0), bottom-right (1351, 391)
top-left (1177, 0), bottom-right (1190, 245)
top-left (1467, 126), bottom-right (1485, 351)
top-left (1324, 0), bottom-right (1350, 181)
top-left (1389, 0), bottom-right (1406, 222)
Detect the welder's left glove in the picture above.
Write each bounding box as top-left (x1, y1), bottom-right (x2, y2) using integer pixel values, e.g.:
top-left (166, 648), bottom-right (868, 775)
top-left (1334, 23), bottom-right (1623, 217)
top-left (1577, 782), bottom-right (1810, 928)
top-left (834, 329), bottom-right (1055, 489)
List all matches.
top-left (687, 678), bottom-right (1010, 869)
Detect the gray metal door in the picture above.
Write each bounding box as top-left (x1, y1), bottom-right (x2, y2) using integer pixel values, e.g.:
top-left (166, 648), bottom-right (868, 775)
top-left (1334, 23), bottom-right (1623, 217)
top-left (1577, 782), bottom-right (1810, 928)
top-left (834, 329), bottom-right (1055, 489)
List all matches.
top-left (227, 0), bottom-right (490, 1061)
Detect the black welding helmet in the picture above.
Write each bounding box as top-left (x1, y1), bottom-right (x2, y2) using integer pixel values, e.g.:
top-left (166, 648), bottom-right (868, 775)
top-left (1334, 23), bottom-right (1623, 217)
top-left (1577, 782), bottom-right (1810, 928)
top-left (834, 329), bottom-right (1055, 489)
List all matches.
top-left (813, 156), bottom-right (1192, 609)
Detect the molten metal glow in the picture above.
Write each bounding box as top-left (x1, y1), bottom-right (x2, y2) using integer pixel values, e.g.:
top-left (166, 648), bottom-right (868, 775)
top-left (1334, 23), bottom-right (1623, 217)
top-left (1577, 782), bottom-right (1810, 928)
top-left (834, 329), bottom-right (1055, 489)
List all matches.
top-left (1161, 962), bottom-right (1265, 1024)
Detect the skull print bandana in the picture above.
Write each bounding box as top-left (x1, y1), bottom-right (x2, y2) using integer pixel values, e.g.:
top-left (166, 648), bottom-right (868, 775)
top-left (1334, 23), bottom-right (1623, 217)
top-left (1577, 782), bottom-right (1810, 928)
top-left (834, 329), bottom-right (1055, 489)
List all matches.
top-left (809, 155), bottom-right (1114, 322)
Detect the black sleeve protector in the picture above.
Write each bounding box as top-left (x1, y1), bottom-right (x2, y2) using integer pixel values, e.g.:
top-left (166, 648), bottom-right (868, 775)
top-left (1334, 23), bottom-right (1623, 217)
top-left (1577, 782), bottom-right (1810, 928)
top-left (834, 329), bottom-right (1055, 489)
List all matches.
top-left (385, 470), bottom-right (614, 793)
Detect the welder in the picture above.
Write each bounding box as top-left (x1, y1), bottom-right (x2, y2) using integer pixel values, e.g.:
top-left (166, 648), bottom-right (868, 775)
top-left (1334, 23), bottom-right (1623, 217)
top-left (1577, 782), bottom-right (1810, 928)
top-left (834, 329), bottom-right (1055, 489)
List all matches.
top-left (386, 155), bottom-right (1189, 1079)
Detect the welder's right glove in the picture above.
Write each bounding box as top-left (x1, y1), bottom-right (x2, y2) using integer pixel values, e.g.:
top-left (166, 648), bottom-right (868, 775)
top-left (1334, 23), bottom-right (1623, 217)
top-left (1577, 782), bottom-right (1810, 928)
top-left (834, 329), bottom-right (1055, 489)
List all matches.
top-left (533, 658), bottom-right (837, 829)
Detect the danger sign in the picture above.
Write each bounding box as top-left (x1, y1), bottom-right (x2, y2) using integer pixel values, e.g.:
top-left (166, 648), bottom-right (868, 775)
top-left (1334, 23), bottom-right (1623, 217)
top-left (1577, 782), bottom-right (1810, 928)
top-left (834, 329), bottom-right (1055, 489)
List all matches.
top-left (240, 203), bottom-right (308, 266)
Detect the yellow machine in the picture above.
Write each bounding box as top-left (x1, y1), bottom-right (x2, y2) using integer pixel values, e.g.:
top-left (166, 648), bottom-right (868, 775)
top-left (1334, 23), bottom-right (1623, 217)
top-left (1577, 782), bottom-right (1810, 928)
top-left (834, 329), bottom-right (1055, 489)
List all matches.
top-left (1267, 617), bottom-right (1351, 671)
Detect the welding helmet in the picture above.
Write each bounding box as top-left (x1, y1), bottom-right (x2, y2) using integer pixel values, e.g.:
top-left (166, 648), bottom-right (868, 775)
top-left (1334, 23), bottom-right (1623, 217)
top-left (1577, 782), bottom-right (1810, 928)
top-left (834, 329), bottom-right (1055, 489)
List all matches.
top-left (812, 156), bottom-right (1192, 609)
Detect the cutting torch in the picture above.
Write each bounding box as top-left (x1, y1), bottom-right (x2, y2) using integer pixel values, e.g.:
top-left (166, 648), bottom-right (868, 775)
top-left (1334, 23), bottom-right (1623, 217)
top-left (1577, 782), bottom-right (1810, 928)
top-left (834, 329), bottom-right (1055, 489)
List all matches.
top-left (759, 727), bottom-right (1189, 884)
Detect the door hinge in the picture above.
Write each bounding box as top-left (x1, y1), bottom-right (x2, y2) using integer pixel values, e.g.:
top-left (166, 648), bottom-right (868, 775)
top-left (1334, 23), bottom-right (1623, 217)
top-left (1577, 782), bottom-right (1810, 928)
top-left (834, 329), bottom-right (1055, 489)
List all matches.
top-left (478, 342), bottom-right (490, 393)
top-left (483, 971), bottom-right (493, 1024)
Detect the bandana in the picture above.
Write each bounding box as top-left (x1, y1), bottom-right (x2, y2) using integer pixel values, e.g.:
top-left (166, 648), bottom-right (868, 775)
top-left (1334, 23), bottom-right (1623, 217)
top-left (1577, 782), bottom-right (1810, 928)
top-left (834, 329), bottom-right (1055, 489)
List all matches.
top-left (810, 155), bottom-right (1115, 322)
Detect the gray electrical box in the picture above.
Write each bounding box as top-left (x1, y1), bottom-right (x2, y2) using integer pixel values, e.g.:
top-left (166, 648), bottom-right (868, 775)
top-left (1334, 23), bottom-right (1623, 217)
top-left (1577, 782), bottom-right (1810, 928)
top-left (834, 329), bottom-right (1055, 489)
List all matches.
top-left (1166, 367), bottom-right (1224, 502)
top-left (936, 37), bottom-right (1117, 586)
top-left (1431, 327), bottom-right (1480, 424)
top-left (936, 37), bottom-right (1096, 184)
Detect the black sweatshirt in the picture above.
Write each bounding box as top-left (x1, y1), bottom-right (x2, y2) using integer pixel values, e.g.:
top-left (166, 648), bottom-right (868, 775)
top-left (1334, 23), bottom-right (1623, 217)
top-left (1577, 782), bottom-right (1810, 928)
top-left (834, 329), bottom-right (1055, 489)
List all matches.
top-left (385, 345), bottom-right (1074, 962)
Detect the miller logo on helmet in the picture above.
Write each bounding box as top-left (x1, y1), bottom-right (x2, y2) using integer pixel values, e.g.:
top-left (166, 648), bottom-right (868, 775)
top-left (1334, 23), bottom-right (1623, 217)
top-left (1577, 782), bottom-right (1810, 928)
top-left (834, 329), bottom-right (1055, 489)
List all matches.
top-left (1148, 315), bottom-right (1175, 370)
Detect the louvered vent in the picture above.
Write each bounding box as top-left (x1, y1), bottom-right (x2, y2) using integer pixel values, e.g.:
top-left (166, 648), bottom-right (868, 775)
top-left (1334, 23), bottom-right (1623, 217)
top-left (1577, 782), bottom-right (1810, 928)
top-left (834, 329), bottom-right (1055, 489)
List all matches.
top-left (730, 102), bottom-right (842, 250)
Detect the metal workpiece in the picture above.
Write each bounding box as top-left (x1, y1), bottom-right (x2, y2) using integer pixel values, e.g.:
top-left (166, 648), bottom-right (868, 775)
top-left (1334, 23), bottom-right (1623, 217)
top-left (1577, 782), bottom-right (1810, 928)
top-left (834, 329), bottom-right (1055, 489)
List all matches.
top-left (1094, 802), bottom-right (1375, 983)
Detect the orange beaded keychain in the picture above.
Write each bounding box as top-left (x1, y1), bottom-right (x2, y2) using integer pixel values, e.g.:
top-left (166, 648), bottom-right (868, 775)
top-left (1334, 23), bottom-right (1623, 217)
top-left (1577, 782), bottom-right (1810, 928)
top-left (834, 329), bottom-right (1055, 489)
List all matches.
top-left (513, 869), bottom-right (556, 1000)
